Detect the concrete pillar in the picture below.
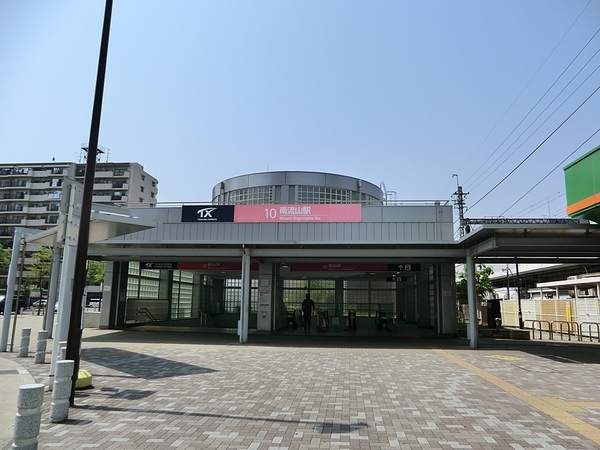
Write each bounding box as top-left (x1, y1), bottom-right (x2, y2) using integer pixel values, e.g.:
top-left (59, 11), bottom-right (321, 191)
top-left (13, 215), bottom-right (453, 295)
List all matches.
top-left (12, 383), bottom-right (45, 450)
top-left (44, 246), bottom-right (62, 338)
top-left (439, 263), bottom-right (457, 336)
top-left (48, 243), bottom-right (76, 388)
top-left (256, 263), bottom-right (273, 331)
top-left (99, 261), bottom-right (114, 329)
top-left (1, 228), bottom-right (24, 352)
top-left (34, 330), bottom-right (49, 364)
top-left (239, 249), bottom-right (251, 344)
top-left (466, 254), bottom-right (478, 349)
top-left (18, 328), bottom-right (31, 358)
top-left (49, 359), bottom-right (74, 423)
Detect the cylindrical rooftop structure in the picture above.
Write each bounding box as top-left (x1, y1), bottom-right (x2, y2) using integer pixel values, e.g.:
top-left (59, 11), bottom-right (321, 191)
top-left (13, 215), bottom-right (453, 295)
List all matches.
top-left (212, 171), bottom-right (383, 205)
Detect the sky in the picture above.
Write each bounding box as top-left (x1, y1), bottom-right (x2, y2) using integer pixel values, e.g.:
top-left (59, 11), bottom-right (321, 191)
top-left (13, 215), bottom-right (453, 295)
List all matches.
top-left (1, 1), bottom-right (599, 221)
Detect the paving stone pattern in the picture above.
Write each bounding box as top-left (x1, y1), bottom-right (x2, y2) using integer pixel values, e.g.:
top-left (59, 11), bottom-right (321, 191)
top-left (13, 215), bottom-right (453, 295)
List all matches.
top-left (2, 331), bottom-right (600, 449)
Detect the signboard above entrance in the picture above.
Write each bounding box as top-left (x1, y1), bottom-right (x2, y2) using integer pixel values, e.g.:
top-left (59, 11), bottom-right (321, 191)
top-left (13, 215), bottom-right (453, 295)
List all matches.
top-left (181, 205), bottom-right (235, 222)
top-left (139, 261), bottom-right (259, 271)
top-left (234, 204), bottom-right (362, 223)
top-left (291, 263), bottom-right (421, 272)
top-left (181, 204), bottom-right (361, 223)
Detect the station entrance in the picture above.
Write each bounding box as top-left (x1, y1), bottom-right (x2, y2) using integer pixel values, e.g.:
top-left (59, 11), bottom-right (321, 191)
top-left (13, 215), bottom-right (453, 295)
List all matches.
top-left (110, 260), bottom-right (448, 337)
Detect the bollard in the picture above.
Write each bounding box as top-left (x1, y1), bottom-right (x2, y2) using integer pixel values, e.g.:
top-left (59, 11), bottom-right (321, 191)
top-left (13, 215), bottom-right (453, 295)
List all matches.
top-left (49, 359), bottom-right (74, 423)
top-left (58, 341), bottom-right (67, 361)
top-left (34, 331), bottom-right (48, 364)
top-left (12, 383), bottom-right (45, 450)
top-left (18, 329), bottom-right (31, 358)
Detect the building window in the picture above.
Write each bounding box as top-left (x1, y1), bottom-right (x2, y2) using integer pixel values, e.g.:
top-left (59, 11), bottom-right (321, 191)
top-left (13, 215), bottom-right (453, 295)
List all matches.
top-left (150, 192), bottom-right (155, 198)
top-left (140, 186), bottom-right (144, 193)
top-left (227, 186), bottom-right (273, 205)
top-left (141, 175), bottom-right (145, 181)
top-left (114, 169), bottom-right (125, 176)
top-left (151, 181), bottom-right (156, 187)
top-left (297, 186), bottom-right (350, 204)
top-left (222, 279), bottom-right (258, 313)
top-left (139, 198), bottom-right (144, 203)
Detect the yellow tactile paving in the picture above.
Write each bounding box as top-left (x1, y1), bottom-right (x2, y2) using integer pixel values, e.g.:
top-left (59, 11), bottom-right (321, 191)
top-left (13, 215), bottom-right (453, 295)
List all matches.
top-left (436, 348), bottom-right (600, 445)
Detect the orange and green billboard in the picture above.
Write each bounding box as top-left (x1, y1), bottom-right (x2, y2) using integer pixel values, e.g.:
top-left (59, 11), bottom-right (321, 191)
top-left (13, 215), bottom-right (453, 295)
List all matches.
top-left (564, 144), bottom-right (600, 223)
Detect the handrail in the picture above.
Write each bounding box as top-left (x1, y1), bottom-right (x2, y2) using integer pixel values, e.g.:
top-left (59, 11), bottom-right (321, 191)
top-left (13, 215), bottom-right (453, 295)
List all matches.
top-left (551, 321), bottom-right (581, 341)
top-left (525, 320), bottom-right (553, 340)
top-left (579, 322), bottom-right (600, 342)
top-left (137, 307), bottom-right (161, 325)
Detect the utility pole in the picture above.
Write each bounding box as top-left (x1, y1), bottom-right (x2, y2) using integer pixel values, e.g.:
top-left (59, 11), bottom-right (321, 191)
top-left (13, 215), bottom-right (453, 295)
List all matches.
top-left (65, 0), bottom-right (113, 407)
top-left (452, 174), bottom-right (469, 237)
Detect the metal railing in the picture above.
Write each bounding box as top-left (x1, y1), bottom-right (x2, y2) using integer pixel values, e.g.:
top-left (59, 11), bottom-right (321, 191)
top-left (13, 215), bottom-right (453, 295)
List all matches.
top-left (525, 320), bottom-right (553, 340)
top-left (525, 320), bottom-right (600, 343)
top-left (551, 321), bottom-right (581, 341)
top-left (137, 307), bottom-right (161, 325)
top-left (580, 322), bottom-right (600, 342)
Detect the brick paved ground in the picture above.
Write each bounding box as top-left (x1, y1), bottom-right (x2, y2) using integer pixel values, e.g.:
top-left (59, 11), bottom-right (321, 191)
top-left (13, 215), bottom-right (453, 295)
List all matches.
top-left (2, 320), bottom-right (600, 449)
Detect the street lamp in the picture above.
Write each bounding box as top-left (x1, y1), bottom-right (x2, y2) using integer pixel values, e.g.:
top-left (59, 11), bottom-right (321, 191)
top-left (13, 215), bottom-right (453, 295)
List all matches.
top-left (503, 264), bottom-right (524, 329)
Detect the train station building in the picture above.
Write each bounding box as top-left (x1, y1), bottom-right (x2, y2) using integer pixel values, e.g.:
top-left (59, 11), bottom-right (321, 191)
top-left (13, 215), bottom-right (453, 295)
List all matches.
top-left (5, 169), bottom-right (600, 349)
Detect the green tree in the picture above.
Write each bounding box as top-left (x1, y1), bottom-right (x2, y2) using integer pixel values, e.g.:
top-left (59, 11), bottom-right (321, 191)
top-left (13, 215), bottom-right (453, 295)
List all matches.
top-left (0, 243), bottom-right (10, 271)
top-left (456, 263), bottom-right (494, 303)
top-left (86, 260), bottom-right (105, 285)
top-left (26, 246), bottom-right (53, 300)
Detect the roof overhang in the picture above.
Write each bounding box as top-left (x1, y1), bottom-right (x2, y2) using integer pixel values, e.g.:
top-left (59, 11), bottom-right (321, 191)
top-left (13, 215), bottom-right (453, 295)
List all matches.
top-left (457, 222), bottom-right (600, 264)
top-left (24, 207), bottom-right (157, 247)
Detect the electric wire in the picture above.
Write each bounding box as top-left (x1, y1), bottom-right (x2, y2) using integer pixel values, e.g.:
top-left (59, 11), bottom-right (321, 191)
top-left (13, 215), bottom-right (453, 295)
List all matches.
top-left (466, 33), bottom-right (600, 190)
top-left (468, 56), bottom-right (600, 192)
top-left (499, 127), bottom-right (600, 216)
top-left (468, 84), bottom-right (600, 211)
top-left (463, 18), bottom-right (599, 187)
top-left (439, 1), bottom-right (593, 197)
top-left (511, 190), bottom-right (565, 216)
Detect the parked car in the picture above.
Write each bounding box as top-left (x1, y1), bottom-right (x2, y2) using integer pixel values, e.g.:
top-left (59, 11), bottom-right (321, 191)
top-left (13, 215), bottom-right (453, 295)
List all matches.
top-left (0, 295), bottom-right (30, 315)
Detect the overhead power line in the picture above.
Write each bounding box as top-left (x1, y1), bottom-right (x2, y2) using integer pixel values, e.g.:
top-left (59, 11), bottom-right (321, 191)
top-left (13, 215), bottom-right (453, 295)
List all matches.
top-left (468, 51), bottom-right (600, 192)
top-left (441, 1), bottom-right (593, 197)
top-left (462, 9), bottom-right (599, 188)
top-left (499, 127), bottom-right (600, 216)
top-left (469, 84), bottom-right (600, 211)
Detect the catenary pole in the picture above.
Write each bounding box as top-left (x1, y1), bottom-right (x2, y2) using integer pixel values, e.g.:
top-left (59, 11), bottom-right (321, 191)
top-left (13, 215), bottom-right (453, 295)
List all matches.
top-left (65, 0), bottom-right (113, 406)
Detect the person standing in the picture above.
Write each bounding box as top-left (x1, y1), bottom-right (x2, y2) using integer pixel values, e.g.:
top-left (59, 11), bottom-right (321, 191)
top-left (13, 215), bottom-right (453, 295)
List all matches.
top-left (301, 293), bottom-right (315, 331)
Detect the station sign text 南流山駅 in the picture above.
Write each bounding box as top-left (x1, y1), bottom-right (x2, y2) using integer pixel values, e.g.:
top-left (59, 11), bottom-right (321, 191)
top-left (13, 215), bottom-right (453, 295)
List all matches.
top-left (181, 204), bottom-right (362, 223)
top-left (290, 263), bottom-right (421, 272)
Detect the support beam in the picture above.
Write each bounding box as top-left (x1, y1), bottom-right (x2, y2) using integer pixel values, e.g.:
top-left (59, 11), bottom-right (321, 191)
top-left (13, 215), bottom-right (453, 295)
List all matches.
top-left (466, 254), bottom-right (478, 349)
top-left (239, 248), bottom-right (251, 344)
top-left (1, 228), bottom-right (23, 352)
top-left (45, 246), bottom-right (62, 338)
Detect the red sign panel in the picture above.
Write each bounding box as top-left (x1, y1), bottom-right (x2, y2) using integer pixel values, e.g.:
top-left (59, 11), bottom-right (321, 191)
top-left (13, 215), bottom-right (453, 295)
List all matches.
top-left (234, 204), bottom-right (362, 223)
top-left (291, 263), bottom-right (390, 272)
top-left (178, 262), bottom-right (258, 271)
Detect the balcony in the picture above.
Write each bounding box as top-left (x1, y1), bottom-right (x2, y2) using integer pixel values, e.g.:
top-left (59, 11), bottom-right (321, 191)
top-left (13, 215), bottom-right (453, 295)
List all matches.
top-left (31, 182), bottom-right (50, 189)
top-left (92, 195), bottom-right (112, 202)
top-left (31, 169), bottom-right (52, 177)
top-left (29, 194), bottom-right (50, 202)
top-left (93, 170), bottom-right (114, 178)
top-left (24, 219), bottom-right (47, 227)
top-left (25, 206), bottom-right (48, 214)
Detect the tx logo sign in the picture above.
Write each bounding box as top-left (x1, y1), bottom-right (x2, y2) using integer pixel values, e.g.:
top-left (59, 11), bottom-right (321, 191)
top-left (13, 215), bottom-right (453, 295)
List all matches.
top-left (181, 205), bottom-right (234, 222)
top-left (197, 207), bottom-right (217, 219)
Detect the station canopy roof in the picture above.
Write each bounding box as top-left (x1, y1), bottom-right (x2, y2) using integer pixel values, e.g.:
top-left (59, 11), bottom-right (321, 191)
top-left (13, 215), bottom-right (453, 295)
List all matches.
top-left (457, 222), bottom-right (600, 265)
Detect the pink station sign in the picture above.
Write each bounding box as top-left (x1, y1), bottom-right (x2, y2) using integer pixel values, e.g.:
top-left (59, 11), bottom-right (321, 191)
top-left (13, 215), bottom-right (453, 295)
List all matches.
top-left (234, 204), bottom-right (362, 223)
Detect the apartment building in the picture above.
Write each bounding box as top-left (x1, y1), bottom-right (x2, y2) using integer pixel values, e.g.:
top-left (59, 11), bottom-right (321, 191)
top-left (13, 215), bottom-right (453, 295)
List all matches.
top-left (0, 161), bottom-right (158, 293)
